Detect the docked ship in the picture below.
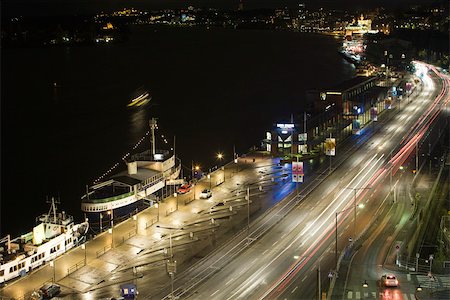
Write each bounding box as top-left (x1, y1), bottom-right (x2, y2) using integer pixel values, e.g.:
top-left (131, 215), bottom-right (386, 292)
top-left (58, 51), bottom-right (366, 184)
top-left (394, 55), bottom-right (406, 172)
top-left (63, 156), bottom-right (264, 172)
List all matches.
top-left (0, 198), bottom-right (89, 283)
top-left (81, 118), bottom-right (181, 230)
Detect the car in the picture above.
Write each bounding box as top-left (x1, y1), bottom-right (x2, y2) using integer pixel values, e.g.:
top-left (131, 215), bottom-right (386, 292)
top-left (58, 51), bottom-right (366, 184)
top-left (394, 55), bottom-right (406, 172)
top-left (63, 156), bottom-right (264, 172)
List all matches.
top-left (39, 283), bottom-right (61, 299)
top-left (382, 274), bottom-right (399, 287)
top-left (177, 183), bottom-right (192, 194)
top-left (199, 189), bottom-right (212, 199)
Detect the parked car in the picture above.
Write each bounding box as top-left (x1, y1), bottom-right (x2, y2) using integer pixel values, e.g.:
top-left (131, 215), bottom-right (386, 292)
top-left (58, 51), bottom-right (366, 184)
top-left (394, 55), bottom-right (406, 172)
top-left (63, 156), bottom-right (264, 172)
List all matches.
top-left (381, 274), bottom-right (399, 287)
top-left (199, 189), bottom-right (212, 199)
top-left (39, 283), bottom-right (61, 299)
top-left (177, 183), bottom-right (192, 194)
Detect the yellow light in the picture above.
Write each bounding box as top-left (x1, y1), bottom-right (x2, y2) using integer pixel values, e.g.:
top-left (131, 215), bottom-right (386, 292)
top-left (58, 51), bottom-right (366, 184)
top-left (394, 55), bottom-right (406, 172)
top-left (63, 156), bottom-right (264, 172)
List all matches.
top-left (217, 153), bottom-right (223, 159)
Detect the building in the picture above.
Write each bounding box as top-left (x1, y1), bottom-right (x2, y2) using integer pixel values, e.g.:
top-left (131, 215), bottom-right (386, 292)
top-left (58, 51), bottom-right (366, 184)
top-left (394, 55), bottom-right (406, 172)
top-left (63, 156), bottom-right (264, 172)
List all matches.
top-left (264, 76), bottom-right (390, 157)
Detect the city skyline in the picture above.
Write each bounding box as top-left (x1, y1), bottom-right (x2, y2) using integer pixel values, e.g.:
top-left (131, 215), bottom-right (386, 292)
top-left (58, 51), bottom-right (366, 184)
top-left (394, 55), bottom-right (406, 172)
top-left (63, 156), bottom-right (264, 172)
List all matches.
top-left (3, 0), bottom-right (445, 16)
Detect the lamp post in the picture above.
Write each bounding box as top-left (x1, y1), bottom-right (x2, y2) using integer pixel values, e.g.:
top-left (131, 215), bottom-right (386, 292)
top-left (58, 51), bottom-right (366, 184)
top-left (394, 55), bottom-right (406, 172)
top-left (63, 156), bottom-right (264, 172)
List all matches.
top-left (133, 214), bottom-right (138, 234)
top-left (157, 224), bottom-right (183, 300)
top-left (207, 173), bottom-right (211, 190)
top-left (345, 186), bottom-right (371, 238)
top-left (174, 192), bottom-right (178, 211)
top-left (155, 201), bottom-right (160, 222)
top-left (334, 205), bottom-right (361, 270)
top-left (246, 187), bottom-right (250, 243)
top-left (108, 209), bottom-right (114, 248)
top-left (50, 260), bottom-right (55, 283)
top-left (81, 244), bottom-right (87, 265)
top-left (217, 153), bottom-right (224, 182)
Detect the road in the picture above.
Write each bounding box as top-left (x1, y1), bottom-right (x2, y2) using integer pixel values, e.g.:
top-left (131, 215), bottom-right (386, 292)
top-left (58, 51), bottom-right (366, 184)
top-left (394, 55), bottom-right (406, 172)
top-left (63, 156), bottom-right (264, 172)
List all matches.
top-left (162, 63), bottom-right (449, 300)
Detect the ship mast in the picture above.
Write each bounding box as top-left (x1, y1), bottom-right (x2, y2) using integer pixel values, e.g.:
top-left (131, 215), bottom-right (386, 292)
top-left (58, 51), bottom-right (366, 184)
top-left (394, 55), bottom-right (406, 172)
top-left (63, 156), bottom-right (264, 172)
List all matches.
top-left (149, 118), bottom-right (157, 156)
top-left (47, 197), bottom-right (59, 224)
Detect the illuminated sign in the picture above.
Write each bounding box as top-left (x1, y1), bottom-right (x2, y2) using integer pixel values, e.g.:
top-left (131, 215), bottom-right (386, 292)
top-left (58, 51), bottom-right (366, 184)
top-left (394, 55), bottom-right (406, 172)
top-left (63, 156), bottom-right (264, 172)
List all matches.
top-left (154, 154), bottom-right (164, 160)
top-left (325, 138), bottom-right (336, 156)
top-left (276, 124), bottom-right (295, 129)
top-left (320, 92), bottom-right (327, 101)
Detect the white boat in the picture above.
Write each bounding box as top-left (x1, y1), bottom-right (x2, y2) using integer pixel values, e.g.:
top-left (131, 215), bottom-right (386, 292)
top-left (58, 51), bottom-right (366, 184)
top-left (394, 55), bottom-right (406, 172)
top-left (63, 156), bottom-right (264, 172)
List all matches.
top-left (0, 198), bottom-right (89, 283)
top-left (81, 118), bottom-right (181, 230)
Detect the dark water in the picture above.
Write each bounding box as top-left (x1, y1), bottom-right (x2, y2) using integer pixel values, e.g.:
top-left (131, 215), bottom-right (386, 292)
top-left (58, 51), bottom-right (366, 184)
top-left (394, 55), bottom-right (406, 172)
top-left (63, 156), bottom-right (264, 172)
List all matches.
top-left (1, 26), bottom-right (354, 237)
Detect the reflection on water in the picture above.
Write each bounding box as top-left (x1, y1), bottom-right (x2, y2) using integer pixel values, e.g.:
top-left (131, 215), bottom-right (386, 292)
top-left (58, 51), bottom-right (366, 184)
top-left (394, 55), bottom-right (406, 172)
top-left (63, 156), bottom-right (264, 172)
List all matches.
top-left (128, 107), bottom-right (149, 146)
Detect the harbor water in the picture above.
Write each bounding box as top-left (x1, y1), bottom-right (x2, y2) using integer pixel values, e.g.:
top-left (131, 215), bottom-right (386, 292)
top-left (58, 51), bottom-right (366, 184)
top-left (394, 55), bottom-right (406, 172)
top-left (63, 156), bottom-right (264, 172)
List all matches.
top-left (1, 26), bottom-right (355, 237)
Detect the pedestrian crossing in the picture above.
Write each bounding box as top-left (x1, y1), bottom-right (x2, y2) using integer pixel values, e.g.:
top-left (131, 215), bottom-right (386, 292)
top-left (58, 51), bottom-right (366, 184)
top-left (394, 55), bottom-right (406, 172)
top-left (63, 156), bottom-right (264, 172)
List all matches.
top-left (416, 274), bottom-right (450, 289)
top-left (346, 291), bottom-right (416, 299)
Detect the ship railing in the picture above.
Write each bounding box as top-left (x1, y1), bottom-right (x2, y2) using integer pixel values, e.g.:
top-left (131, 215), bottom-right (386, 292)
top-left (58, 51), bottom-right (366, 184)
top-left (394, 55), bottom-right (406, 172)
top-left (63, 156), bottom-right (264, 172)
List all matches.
top-left (67, 258), bottom-right (85, 276)
top-left (129, 149), bottom-right (170, 162)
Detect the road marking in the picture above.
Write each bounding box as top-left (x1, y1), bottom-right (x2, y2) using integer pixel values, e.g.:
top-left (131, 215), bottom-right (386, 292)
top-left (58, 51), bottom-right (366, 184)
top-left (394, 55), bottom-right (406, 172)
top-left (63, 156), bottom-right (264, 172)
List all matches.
top-left (407, 273), bottom-right (411, 281)
top-left (355, 291), bottom-right (360, 299)
top-left (225, 279), bottom-right (233, 286)
top-left (364, 292), bottom-right (368, 298)
top-left (302, 275), bottom-right (308, 282)
top-left (371, 292), bottom-right (376, 298)
top-left (410, 294), bottom-right (415, 300)
top-left (347, 291), bottom-right (352, 299)
top-left (262, 249), bottom-right (268, 255)
top-left (211, 289), bottom-right (220, 297)
top-left (272, 241), bottom-right (278, 246)
top-left (291, 286), bottom-right (298, 294)
top-left (280, 233), bottom-right (286, 239)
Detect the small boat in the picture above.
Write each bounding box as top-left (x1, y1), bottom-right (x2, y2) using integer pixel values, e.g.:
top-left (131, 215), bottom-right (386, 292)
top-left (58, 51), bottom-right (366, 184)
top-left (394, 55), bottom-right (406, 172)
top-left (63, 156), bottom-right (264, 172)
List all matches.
top-left (127, 91), bottom-right (151, 108)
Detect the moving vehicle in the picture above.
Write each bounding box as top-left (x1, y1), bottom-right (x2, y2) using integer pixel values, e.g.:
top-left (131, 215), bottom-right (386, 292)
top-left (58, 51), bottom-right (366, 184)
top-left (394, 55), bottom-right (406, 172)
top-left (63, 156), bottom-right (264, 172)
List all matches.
top-left (382, 274), bottom-right (399, 287)
top-left (199, 189), bottom-right (212, 199)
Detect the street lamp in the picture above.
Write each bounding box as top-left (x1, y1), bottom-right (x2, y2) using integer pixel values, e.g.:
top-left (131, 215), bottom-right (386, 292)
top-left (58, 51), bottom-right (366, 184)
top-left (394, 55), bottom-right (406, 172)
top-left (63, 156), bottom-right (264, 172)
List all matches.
top-left (157, 224), bottom-right (183, 299)
top-left (174, 192), bottom-right (178, 211)
top-left (345, 186), bottom-right (371, 238)
top-left (155, 202), bottom-right (160, 222)
top-left (108, 228), bottom-right (113, 248)
top-left (245, 186), bottom-right (250, 243)
top-left (81, 244), bottom-right (87, 265)
top-left (133, 214), bottom-right (138, 234)
top-left (334, 204), bottom-right (361, 270)
top-left (362, 280), bottom-right (368, 288)
top-left (207, 173), bottom-right (211, 190)
top-left (217, 153), bottom-right (225, 182)
top-left (107, 209), bottom-right (114, 248)
top-left (50, 260), bottom-right (55, 283)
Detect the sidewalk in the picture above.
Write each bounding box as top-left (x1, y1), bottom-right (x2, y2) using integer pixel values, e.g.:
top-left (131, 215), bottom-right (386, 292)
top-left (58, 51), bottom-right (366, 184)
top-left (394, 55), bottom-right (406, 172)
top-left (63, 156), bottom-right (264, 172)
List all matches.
top-left (0, 153), bottom-right (278, 299)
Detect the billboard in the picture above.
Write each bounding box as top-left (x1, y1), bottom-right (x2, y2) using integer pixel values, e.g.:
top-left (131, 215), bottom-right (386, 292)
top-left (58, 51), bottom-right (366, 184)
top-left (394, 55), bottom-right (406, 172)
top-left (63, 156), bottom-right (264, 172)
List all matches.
top-left (325, 138), bottom-right (336, 156)
top-left (352, 119), bottom-right (361, 135)
top-left (292, 161), bottom-right (304, 182)
top-left (370, 107), bottom-right (378, 121)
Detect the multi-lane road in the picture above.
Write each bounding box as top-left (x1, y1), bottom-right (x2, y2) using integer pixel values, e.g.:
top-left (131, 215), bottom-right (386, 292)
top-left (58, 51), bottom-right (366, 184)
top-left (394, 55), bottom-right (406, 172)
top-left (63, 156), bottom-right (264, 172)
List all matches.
top-left (156, 63), bottom-right (449, 299)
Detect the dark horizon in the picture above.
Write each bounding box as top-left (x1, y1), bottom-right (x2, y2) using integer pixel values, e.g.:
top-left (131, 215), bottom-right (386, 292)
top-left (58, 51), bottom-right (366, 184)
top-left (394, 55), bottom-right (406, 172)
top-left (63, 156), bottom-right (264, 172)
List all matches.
top-left (2, 0), bottom-right (445, 17)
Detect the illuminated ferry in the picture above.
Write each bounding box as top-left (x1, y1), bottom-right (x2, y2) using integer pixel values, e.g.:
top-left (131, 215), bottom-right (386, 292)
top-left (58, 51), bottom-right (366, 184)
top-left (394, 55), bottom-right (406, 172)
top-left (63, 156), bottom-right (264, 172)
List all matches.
top-left (0, 198), bottom-right (89, 283)
top-left (81, 118), bottom-right (181, 230)
top-left (127, 91), bottom-right (151, 108)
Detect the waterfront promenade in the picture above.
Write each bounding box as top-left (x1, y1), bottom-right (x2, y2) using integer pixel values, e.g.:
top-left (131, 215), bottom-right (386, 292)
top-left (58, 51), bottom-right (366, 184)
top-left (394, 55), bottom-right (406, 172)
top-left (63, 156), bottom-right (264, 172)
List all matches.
top-left (0, 153), bottom-right (285, 299)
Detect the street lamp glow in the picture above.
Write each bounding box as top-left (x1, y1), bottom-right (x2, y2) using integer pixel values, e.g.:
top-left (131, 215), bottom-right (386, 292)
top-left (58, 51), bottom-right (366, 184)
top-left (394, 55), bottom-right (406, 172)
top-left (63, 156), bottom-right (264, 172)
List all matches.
top-left (217, 153), bottom-right (223, 160)
top-left (358, 203), bottom-right (365, 209)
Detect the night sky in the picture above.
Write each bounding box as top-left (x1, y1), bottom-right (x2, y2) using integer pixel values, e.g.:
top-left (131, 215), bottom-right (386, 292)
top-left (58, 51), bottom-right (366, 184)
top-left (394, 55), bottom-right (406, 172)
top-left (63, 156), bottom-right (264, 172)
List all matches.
top-left (2, 0), bottom-right (443, 16)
